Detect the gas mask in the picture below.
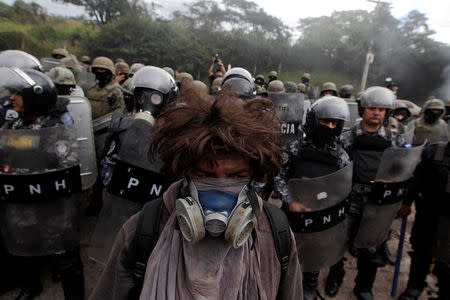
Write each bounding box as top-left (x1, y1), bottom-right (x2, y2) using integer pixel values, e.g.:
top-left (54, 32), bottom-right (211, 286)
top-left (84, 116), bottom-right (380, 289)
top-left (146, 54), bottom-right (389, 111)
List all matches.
top-left (301, 78), bottom-right (309, 85)
top-left (134, 89), bottom-right (165, 128)
top-left (175, 178), bottom-right (258, 248)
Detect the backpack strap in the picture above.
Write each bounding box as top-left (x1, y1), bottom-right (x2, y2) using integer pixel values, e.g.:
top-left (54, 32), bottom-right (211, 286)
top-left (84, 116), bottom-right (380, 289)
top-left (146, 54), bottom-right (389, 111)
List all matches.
top-left (132, 197), bottom-right (164, 294)
top-left (262, 201), bottom-right (292, 287)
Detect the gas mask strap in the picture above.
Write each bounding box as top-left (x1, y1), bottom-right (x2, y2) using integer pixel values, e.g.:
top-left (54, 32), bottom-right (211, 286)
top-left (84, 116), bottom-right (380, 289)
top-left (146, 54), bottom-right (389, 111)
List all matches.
top-left (246, 189), bottom-right (260, 220)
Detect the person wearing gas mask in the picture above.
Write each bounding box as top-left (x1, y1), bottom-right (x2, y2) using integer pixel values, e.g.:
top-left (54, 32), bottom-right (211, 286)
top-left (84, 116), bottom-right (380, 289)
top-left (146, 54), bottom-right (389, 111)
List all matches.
top-left (273, 96), bottom-right (352, 300)
top-left (87, 56), bottom-right (125, 120)
top-left (412, 98), bottom-right (448, 146)
top-left (88, 66), bottom-right (178, 266)
top-left (339, 87), bottom-right (407, 300)
top-left (89, 86), bottom-right (303, 300)
top-left (0, 67), bottom-right (84, 300)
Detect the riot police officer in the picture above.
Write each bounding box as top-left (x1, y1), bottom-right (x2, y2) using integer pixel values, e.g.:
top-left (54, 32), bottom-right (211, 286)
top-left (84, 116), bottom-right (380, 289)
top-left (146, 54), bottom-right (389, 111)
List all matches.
top-left (0, 50), bottom-right (43, 71)
top-left (398, 141), bottom-right (450, 300)
top-left (0, 67), bottom-right (84, 300)
top-left (274, 96), bottom-right (352, 300)
top-left (89, 66), bottom-right (178, 264)
top-left (339, 84), bottom-right (355, 100)
top-left (221, 67), bottom-right (256, 99)
top-left (339, 86), bottom-right (405, 300)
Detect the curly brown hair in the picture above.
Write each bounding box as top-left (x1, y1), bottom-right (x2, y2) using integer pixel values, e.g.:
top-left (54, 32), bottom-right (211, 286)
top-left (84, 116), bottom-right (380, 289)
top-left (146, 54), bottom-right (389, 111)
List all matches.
top-left (148, 84), bottom-right (283, 181)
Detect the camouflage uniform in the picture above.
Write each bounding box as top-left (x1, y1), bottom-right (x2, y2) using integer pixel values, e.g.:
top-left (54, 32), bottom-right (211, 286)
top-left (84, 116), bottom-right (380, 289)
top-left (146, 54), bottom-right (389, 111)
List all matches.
top-left (87, 81), bottom-right (125, 120)
top-left (388, 116), bottom-right (408, 134)
top-left (274, 137), bottom-right (351, 203)
top-left (412, 117), bottom-right (448, 146)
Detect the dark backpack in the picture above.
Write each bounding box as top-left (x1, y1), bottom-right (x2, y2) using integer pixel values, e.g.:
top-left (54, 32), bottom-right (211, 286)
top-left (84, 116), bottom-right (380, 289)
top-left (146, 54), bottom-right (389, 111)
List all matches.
top-left (131, 197), bottom-right (291, 299)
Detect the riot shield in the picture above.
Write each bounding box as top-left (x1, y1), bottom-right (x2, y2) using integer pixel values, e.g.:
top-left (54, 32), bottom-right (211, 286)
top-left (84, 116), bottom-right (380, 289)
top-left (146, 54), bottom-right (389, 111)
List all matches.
top-left (41, 57), bottom-right (60, 72)
top-left (65, 96), bottom-right (97, 189)
top-left (266, 92), bottom-right (306, 142)
top-left (93, 113), bottom-right (113, 158)
top-left (433, 216), bottom-right (450, 263)
top-left (285, 164), bottom-right (353, 272)
top-left (0, 126), bottom-right (82, 256)
top-left (353, 144), bottom-right (424, 249)
top-left (74, 71), bottom-right (96, 95)
top-left (344, 100), bottom-right (359, 131)
top-left (89, 122), bottom-right (172, 264)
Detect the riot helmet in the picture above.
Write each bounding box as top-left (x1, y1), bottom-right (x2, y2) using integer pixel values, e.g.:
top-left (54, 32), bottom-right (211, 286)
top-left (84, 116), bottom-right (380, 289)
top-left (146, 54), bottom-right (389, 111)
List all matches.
top-left (92, 56), bottom-right (115, 87)
top-left (131, 66), bottom-right (178, 127)
top-left (303, 95), bottom-right (350, 147)
top-left (51, 48), bottom-right (69, 59)
top-left (284, 81), bottom-right (297, 93)
top-left (358, 86), bottom-right (395, 119)
top-left (0, 67), bottom-right (57, 116)
top-left (320, 82), bottom-right (338, 97)
top-left (421, 98), bottom-right (445, 124)
top-left (48, 67), bottom-right (76, 95)
top-left (0, 50), bottom-right (43, 72)
top-left (339, 84), bottom-right (354, 98)
top-left (221, 67), bottom-right (256, 98)
top-left (267, 80), bottom-right (285, 93)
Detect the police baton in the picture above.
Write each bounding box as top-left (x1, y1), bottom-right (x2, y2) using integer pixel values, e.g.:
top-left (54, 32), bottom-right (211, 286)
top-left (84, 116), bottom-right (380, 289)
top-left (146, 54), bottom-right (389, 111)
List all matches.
top-left (391, 215), bottom-right (408, 298)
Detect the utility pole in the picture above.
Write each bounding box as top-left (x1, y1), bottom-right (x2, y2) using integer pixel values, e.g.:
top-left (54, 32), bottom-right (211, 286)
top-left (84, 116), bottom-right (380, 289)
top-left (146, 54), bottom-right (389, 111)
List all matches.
top-left (360, 0), bottom-right (390, 91)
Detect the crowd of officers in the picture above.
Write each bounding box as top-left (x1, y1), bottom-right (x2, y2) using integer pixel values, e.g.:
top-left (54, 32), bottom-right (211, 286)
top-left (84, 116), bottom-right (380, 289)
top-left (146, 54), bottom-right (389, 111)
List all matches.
top-left (0, 48), bottom-right (449, 300)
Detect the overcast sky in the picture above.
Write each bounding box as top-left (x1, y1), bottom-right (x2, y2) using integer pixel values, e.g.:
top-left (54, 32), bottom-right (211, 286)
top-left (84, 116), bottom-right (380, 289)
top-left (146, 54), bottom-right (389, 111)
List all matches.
top-left (4, 0), bottom-right (450, 44)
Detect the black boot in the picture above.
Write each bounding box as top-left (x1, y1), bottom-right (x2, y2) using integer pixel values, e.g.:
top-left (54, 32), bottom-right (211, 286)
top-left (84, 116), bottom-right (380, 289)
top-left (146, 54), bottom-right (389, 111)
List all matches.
top-left (354, 254), bottom-right (377, 300)
top-left (325, 259), bottom-right (345, 297)
top-left (85, 184), bottom-right (103, 216)
top-left (56, 251), bottom-right (85, 300)
top-left (353, 288), bottom-right (373, 300)
top-left (15, 282), bottom-right (43, 300)
top-left (303, 271), bottom-right (319, 300)
top-left (398, 288), bottom-right (422, 300)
